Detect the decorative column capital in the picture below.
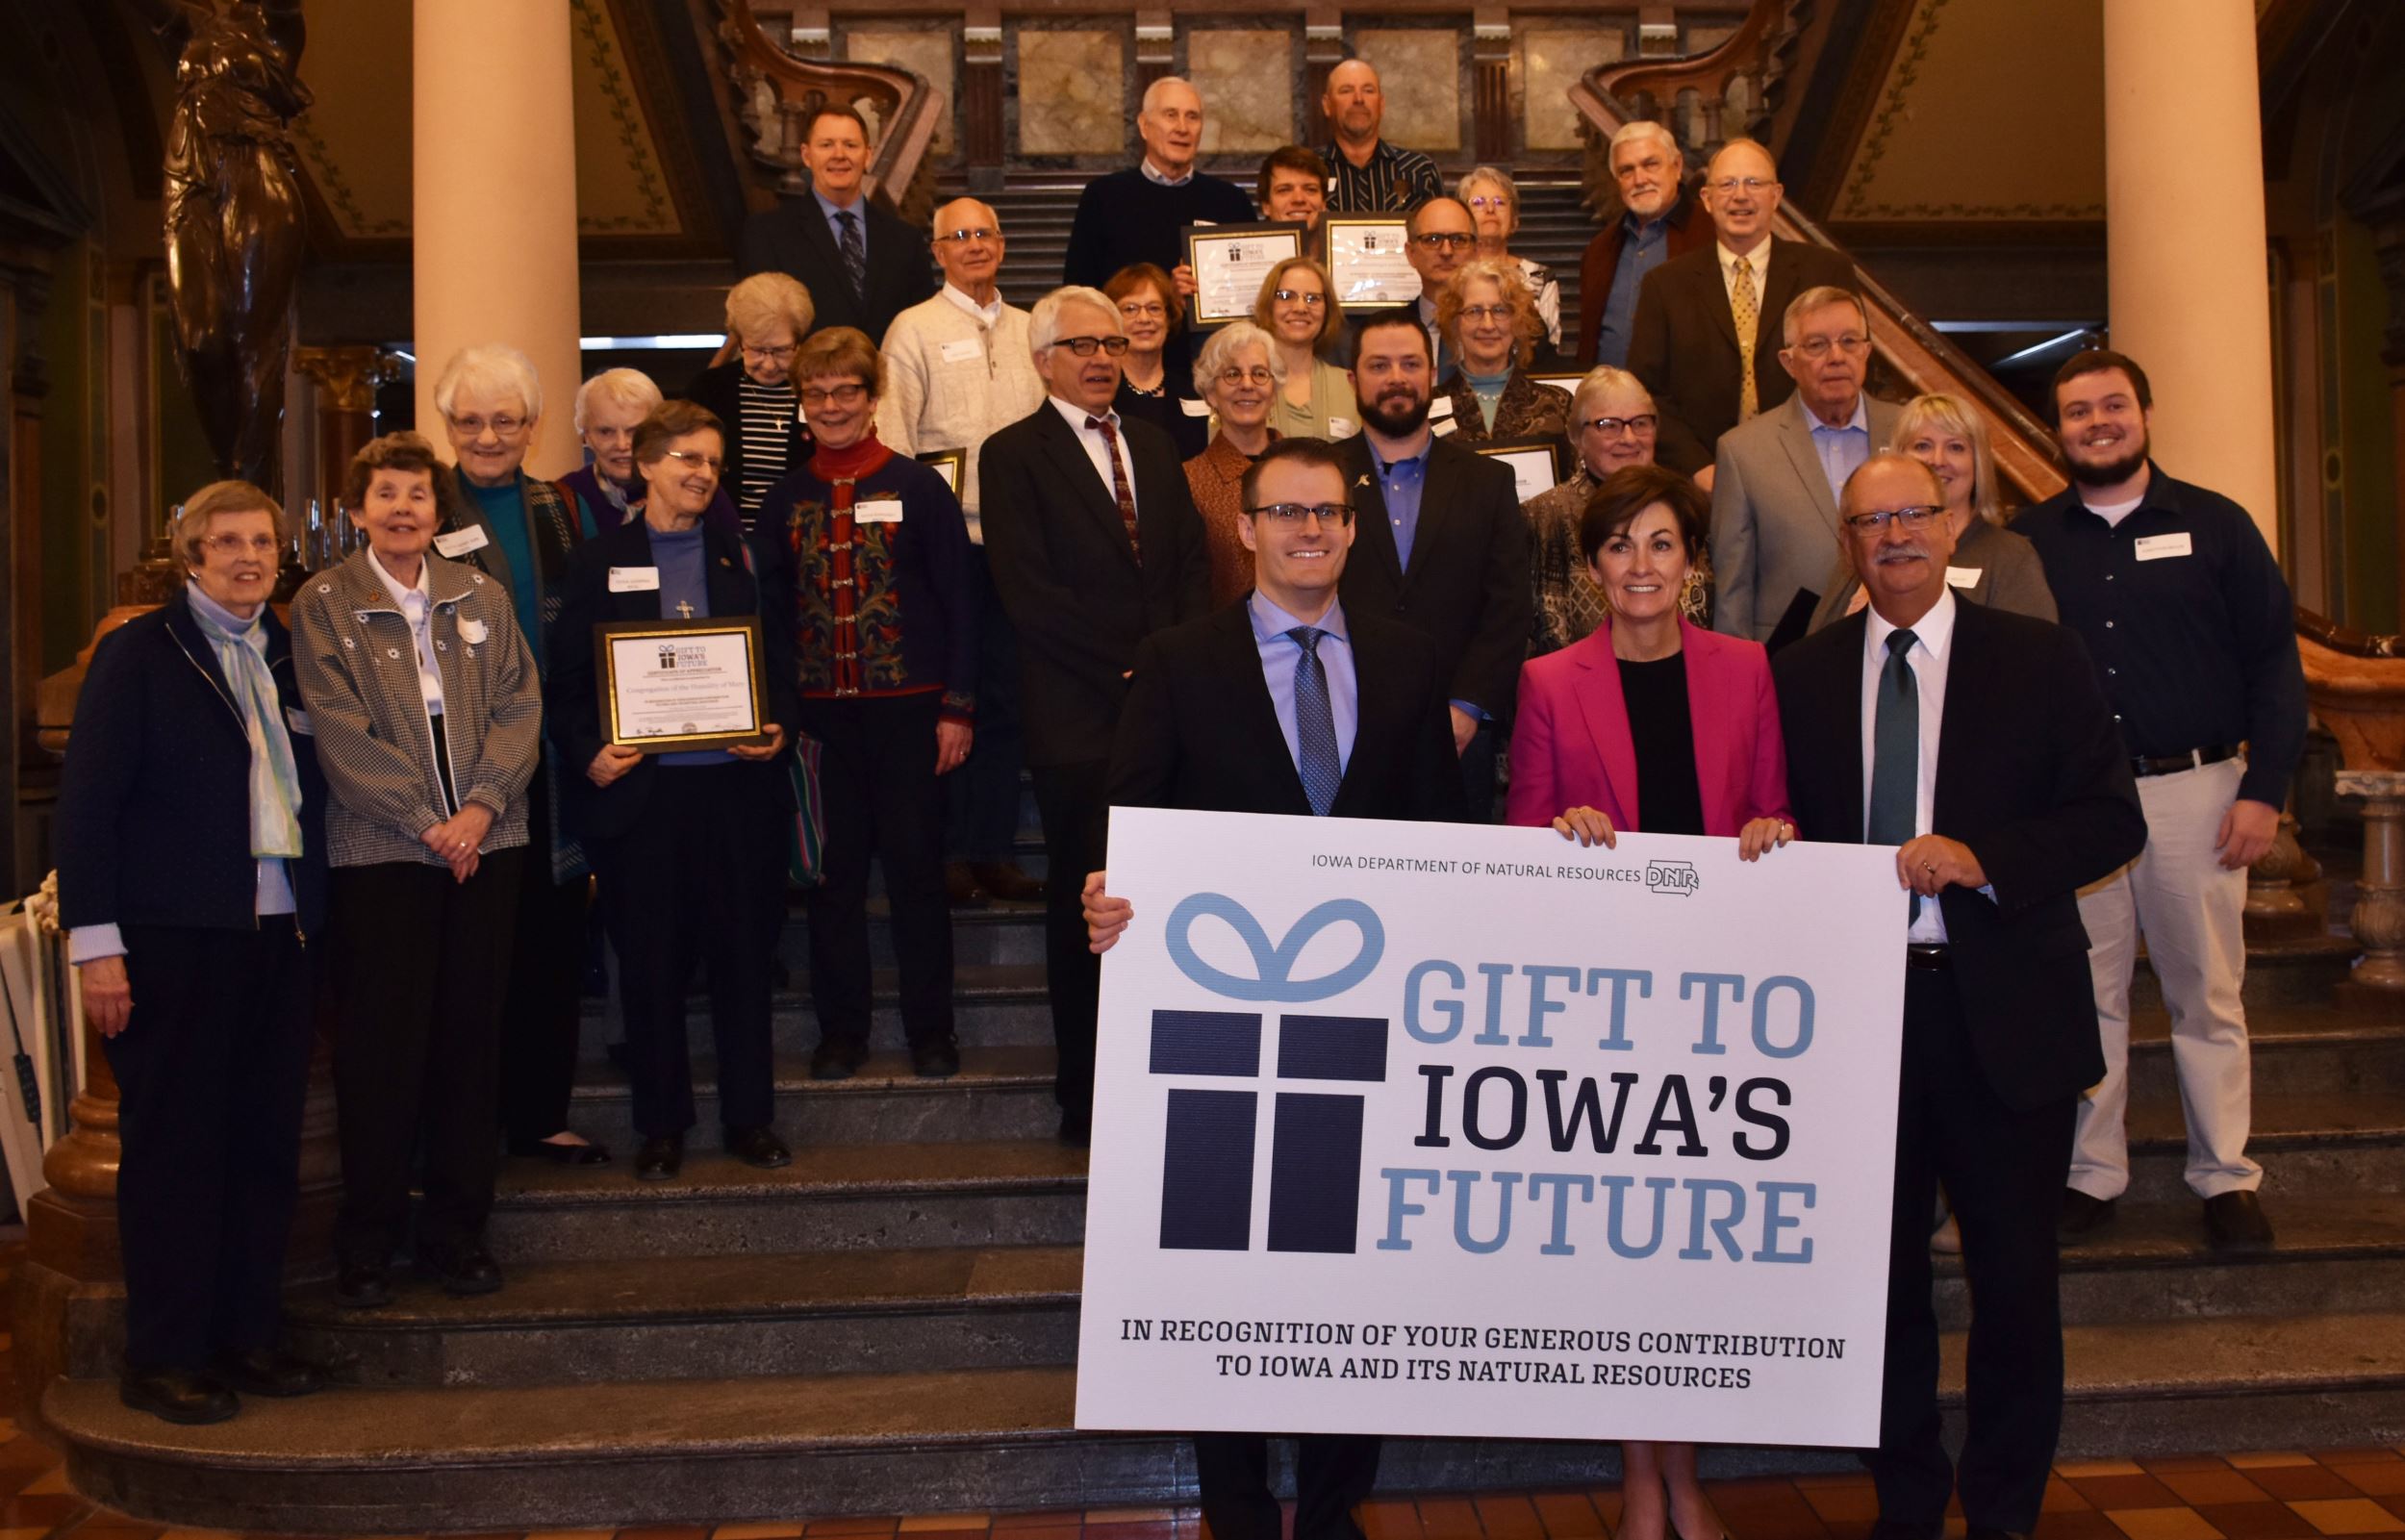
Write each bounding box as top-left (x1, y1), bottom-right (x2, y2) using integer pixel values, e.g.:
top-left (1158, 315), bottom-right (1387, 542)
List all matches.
top-left (293, 345), bottom-right (401, 414)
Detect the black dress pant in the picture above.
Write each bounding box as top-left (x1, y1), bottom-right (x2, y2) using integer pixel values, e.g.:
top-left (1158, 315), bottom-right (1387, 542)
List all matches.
top-left (595, 764), bottom-right (784, 1138)
top-left (947, 545), bottom-right (1025, 865)
top-left (1028, 758), bottom-right (1109, 1117)
top-left (329, 850), bottom-right (524, 1264)
top-left (105, 921), bottom-right (314, 1372)
top-left (798, 694), bottom-right (954, 1048)
top-left (498, 751), bottom-right (590, 1142)
top-left (1872, 967), bottom-right (2077, 1537)
top-left (1194, 1433), bottom-right (1381, 1540)
top-left (1459, 721), bottom-right (1498, 824)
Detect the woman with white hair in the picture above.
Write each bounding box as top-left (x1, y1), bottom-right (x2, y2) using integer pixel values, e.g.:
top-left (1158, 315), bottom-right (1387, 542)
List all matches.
top-left (679, 271), bottom-right (817, 535)
top-left (1182, 321), bottom-right (1285, 606)
top-left (558, 367), bottom-right (662, 532)
top-left (430, 342), bottom-right (607, 1170)
top-left (1458, 165), bottom-right (1561, 352)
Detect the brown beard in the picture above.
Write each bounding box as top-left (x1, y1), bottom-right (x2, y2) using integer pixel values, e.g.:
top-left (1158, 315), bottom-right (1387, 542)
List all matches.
top-left (2068, 431), bottom-right (2150, 491)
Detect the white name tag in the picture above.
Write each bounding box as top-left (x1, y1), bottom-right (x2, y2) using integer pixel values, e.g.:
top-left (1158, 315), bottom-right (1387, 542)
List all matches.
top-left (433, 526), bottom-right (489, 559)
top-left (939, 338), bottom-right (982, 364)
top-left (2135, 532), bottom-right (2193, 561)
top-left (608, 566), bottom-right (661, 592)
top-left (1428, 396), bottom-right (1456, 421)
top-left (1178, 397), bottom-right (1213, 418)
top-left (854, 498), bottom-right (904, 524)
top-left (284, 707), bottom-right (313, 736)
top-left (1946, 566), bottom-right (1982, 589)
top-left (1328, 416), bottom-right (1359, 438)
top-left (1430, 417), bottom-right (1458, 438)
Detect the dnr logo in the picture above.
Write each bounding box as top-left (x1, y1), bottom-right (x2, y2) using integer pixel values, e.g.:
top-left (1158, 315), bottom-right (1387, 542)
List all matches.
top-left (1647, 860), bottom-right (1700, 896)
top-left (1151, 894), bottom-right (1388, 1256)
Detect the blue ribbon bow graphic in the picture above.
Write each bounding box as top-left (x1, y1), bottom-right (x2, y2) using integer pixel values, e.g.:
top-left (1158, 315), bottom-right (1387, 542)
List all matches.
top-left (1163, 892), bottom-right (1385, 1003)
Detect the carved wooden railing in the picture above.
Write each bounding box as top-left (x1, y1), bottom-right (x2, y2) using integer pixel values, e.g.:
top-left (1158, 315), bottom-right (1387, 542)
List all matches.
top-left (2294, 612), bottom-right (2405, 1004)
top-left (713, 0), bottom-right (943, 228)
top-left (1566, 0), bottom-right (2069, 506)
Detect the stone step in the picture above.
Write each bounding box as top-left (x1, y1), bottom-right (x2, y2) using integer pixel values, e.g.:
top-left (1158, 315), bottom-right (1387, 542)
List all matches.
top-left (578, 962), bottom-right (1056, 1054)
top-left (2129, 1003), bottom-right (2405, 1101)
top-left (484, 1138), bottom-right (1089, 1260)
top-left (47, 1313), bottom-right (2405, 1530)
top-left (562, 1045), bottom-right (1060, 1147)
top-left (2124, 1089), bottom-right (2405, 1201)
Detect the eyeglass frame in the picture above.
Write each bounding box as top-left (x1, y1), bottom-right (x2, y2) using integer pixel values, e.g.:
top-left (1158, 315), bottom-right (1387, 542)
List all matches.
top-left (659, 448), bottom-right (725, 473)
top-left (1788, 333), bottom-right (1872, 360)
top-left (1578, 414), bottom-right (1658, 438)
top-left (1244, 502), bottom-right (1356, 526)
top-left (1046, 335), bottom-right (1132, 358)
top-left (1840, 504), bottom-right (1946, 534)
top-left (933, 228), bottom-right (1000, 244)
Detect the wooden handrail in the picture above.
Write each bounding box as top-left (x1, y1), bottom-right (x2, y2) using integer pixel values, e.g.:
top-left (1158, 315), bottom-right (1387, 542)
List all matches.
top-left (713, 0), bottom-right (943, 225)
top-left (2298, 609), bottom-right (2405, 661)
top-left (1589, 3), bottom-right (1789, 123)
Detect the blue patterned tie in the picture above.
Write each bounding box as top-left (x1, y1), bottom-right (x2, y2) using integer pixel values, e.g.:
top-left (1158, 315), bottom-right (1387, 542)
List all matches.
top-left (1289, 625), bottom-right (1341, 817)
top-left (1868, 628), bottom-right (1920, 923)
top-left (836, 209), bottom-right (868, 301)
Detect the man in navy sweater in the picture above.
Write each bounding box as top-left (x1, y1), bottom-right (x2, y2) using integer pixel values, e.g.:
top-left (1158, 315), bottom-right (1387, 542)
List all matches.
top-left (1062, 77), bottom-right (1255, 297)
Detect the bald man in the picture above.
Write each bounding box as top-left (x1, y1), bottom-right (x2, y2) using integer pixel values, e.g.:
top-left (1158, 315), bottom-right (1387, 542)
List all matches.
top-left (1318, 58), bottom-right (1442, 213)
top-left (1063, 76), bottom-right (1255, 290)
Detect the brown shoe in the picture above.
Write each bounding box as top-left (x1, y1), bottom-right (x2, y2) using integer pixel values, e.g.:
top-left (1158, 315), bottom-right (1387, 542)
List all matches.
top-left (972, 861), bottom-right (1047, 903)
top-left (945, 862), bottom-right (989, 908)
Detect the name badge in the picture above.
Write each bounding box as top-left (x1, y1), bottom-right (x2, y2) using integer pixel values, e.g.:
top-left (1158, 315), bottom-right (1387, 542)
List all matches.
top-left (1428, 396), bottom-right (1456, 421)
top-left (1430, 417), bottom-right (1459, 438)
top-left (854, 498), bottom-right (904, 524)
top-left (284, 707), bottom-right (314, 736)
top-left (1178, 398), bottom-right (1213, 418)
top-left (2135, 532), bottom-right (2193, 561)
top-left (1328, 416), bottom-right (1359, 438)
top-left (608, 566), bottom-right (662, 592)
top-left (939, 338), bottom-right (982, 364)
top-left (433, 526), bottom-right (489, 559)
top-left (1945, 566), bottom-right (1982, 589)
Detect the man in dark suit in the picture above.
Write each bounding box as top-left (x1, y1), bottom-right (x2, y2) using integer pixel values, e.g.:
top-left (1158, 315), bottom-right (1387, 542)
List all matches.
top-left (1575, 120), bottom-right (1711, 369)
top-left (1081, 436), bottom-right (1462, 1540)
top-left (737, 104), bottom-right (936, 343)
top-left (978, 284), bottom-right (1211, 1146)
top-left (1336, 308), bottom-right (1532, 820)
top-left (1773, 452), bottom-right (2145, 1540)
top-left (1626, 138), bottom-right (1856, 480)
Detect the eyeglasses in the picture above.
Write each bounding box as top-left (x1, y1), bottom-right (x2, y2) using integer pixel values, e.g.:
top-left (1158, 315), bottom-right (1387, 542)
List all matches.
top-left (1842, 505), bottom-right (1945, 533)
top-left (1412, 232), bottom-right (1475, 250)
top-left (1049, 335), bottom-right (1131, 357)
top-left (1792, 333), bottom-right (1870, 360)
top-left (1216, 366), bottom-right (1275, 388)
top-left (1118, 301), bottom-right (1169, 319)
top-left (202, 533), bottom-right (281, 556)
top-left (1246, 502), bottom-right (1355, 526)
top-left (1456, 304), bottom-right (1514, 323)
top-left (740, 341), bottom-right (797, 363)
top-left (1465, 195), bottom-right (1510, 213)
top-left (450, 414), bottom-right (527, 440)
top-left (1580, 414), bottom-right (1658, 438)
top-left (800, 383), bottom-right (869, 408)
top-left (661, 449), bottom-right (724, 473)
top-left (1272, 289), bottom-right (1326, 308)
top-left (934, 228), bottom-right (1000, 244)
top-left (1708, 176), bottom-right (1779, 196)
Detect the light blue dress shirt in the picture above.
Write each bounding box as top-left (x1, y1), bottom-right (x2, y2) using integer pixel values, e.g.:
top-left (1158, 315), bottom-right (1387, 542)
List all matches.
top-left (1249, 591), bottom-right (1358, 777)
top-left (1810, 393), bottom-right (1874, 508)
top-left (815, 189), bottom-right (867, 255)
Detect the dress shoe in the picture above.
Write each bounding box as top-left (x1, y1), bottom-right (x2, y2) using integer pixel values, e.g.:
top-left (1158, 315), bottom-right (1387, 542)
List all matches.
top-left (726, 1124), bottom-right (792, 1169)
top-left (2204, 1189), bottom-right (2274, 1252)
top-left (910, 1036), bottom-right (962, 1078)
top-left (2058, 1187), bottom-right (2117, 1242)
top-left (810, 1036), bottom-right (870, 1080)
top-left (211, 1348), bottom-right (324, 1399)
top-left (945, 862), bottom-right (989, 908)
top-left (972, 861), bottom-right (1046, 903)
top-left (507, 1134), bottom-right (613, 1167)
top-left (417, 1240), bottom-right (504, 1296)
top-left (1058, 1108), bottom-right (1092, 1149)
top-left (635, 1134), bottom-right (684, 1181)
top-left (119, 1367), bottom-right (238, 1426)
top-left (335, 1258), bottom-right (391, 1310)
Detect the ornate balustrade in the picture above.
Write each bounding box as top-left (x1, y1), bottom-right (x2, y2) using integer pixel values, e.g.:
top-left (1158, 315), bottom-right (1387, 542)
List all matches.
top-left (714, 0), bottom-right (943, 227)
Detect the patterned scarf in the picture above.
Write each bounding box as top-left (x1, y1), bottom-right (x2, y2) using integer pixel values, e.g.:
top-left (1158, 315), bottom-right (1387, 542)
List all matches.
top-left (187, 585), bottom-right (305, 859)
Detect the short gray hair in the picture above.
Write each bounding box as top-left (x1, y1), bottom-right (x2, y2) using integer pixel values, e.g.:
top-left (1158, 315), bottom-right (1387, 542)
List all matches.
top-left (1781, 285), bottom-right (1868, 347)
top-left (1608, 120), bottom-right (1682, 166)
top-left (1456, 166), bottom-right (1520, 229)
top-left (1141, 76), bottom-right (1199, 116)
top-left (573, 367), bottom-right (663, 435)
top-left (173, 479), bottom-right (288, 567)
top-left (433, 343), bottom-right (543, 424)
top-left (1192, 321), bottom-right (1287, 398)
top-left (1567, 366), bottom-right (1652, 433)
top-left (1029, 285), bottom-right (1121, 354)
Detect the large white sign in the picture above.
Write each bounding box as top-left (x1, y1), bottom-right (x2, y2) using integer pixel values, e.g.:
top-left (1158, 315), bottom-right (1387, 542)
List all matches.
top-left (1076, 808), bottom-right (1907, 1448)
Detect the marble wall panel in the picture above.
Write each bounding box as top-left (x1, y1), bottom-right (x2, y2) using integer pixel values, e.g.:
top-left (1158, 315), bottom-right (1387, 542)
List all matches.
top-left (1352, 29), bottom-right (1460, 153)
top-left (846, 26), bottom-right (958, 155)
top-left (1190, 29), bottom-right (1295, 153)
top-left (1518, 25), bottom-right (1620, 152)
top-left (1016, 29), bottom-right (1126, 157)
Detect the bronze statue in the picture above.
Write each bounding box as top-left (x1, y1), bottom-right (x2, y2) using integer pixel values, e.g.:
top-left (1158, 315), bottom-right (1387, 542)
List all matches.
top-left (141, 0), bottom-right (311, 494)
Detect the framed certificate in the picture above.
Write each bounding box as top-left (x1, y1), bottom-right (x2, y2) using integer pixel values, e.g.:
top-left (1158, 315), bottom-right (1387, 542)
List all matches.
top-left (596, 617), bottom-right (770, 752)
top-left (917, 447), bottom-right (966, 495)
top-left (1183, 222), bottom-right (1305, 329)
top-left (1471, 438), bottom-right (1568, 506)
top-left (1529, 370), bottom-right (1588, 392)
top-left (1324, 217), bottom-right (1420, 311)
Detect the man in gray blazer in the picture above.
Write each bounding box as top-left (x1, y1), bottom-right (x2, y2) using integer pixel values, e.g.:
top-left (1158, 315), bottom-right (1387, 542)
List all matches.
top-left (1710, 286), bottom-right (1902, 645)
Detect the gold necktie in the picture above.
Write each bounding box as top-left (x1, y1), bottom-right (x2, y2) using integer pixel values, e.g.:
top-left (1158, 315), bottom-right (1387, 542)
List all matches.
top-left (1732, 256), bottom-right (1759, 421)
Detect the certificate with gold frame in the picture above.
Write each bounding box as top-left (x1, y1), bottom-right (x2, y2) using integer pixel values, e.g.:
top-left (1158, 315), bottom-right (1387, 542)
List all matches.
top-left (596, 617), bottom-right (770, 752)
top-left (1324, 217), bottom-right (1420, 311)
top-left (1182, 221), bottom-right (1306, 328)
top-left (917, 447), bottom-right (966, 495)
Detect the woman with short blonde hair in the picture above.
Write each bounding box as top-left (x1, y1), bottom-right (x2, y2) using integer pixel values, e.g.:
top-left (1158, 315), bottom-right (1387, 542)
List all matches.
top-left (681, 273), bottom-right (818, 534)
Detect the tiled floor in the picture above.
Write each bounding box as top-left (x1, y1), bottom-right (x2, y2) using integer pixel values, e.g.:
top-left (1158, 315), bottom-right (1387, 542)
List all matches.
top-left (4, 1445), bottom-right (2405, 1540)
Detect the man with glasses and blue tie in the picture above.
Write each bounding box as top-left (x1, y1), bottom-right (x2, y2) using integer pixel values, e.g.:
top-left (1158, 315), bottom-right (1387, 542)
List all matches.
top-left (1710, 286), bottom-right (1903, 649)
top-left (1080, 435), bottom-right (1462, 1540)
top-left (1626, 138), bottom-right (1855, 484)
top-left (979, 286), bottom-right (1211, 1147)
top-left (1772, 451), bottom-right (2143, 1540)
top-left (738, 104), bottom-right (935, 344)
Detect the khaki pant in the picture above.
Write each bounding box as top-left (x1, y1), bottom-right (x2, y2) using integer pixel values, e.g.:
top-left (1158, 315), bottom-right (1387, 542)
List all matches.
top-left (2069, 756), bottom-right (2262, 1200)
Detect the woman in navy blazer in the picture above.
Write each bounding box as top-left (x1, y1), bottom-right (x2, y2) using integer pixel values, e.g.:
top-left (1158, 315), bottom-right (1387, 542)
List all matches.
top-left (1504, 464), bottom-right (1793, 1540)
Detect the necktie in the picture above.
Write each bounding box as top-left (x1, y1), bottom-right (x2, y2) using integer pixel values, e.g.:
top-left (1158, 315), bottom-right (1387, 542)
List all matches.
top-left (1731, 256), bottom-right (1760, 421)
top-left (1085, 416), bottom-right (1142, 562)
top-left (1288, 626), bottom-right (1341, 817)
top-left (1868, 628), bottom-right (1920, 923)
top-left (836, 209), bottom-right (868, 301)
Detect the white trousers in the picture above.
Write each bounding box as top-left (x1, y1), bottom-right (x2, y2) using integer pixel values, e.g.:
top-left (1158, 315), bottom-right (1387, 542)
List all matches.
top-left (2068, 757), bottom-right (2262, 1200)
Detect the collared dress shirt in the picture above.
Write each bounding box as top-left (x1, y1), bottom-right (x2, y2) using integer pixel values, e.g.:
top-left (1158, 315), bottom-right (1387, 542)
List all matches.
top-left (1048, 395), bottom-right (1140, 518)
top-left (1809, 393), bottom-right (1874, 507)
top-left (1717, 240), bottom-right (1772, 309)
top-left (1595, 211), bottom-right (1675, 367)
top-left (1861, 587), bottom-right (1980, 945)
top-left (1249, 590), bottom-right (1360, 776)
top-left (1318, 138), bottom-right (1444, 213)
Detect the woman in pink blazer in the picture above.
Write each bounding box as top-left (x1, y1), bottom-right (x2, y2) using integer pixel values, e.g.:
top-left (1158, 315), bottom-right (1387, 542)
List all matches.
top-left (1506, 462), bottom-right (1795, 1540)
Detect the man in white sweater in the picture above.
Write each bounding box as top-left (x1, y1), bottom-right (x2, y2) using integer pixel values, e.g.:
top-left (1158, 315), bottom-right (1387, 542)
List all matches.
top-left (878, 197), bottom-right (1050, 907)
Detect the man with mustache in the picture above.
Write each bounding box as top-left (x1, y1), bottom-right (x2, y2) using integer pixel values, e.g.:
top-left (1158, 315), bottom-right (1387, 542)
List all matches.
top-left (1774, 451), bottom-right (2144, 1540)
top-left (1317, 58), bottom-right (1442, 214)
top-left (1710, 286), bottom-right (1903, 648)
top-left (1575, 120), bottom-right (1710, 369)
top-left (1334, 309), bottom-right (1532, 819)
top-left (1063, 77), bottom-right (1254, 297)
top-left (2013, 349), bottom-right (2307, 1254)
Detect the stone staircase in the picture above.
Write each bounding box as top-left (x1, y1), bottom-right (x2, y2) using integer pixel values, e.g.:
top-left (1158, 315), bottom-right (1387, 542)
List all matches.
top-left (32, 783), bottom-right (2405, 1530)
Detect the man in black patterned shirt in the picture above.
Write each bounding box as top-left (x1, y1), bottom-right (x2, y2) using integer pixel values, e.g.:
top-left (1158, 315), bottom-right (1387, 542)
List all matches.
top-left (1317, 59), bottom-right (1442, 214)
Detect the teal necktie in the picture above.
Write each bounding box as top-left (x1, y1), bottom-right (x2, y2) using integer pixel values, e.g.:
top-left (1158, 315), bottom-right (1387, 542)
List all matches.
top-left (1868, 628), bottom-right (1920, 923)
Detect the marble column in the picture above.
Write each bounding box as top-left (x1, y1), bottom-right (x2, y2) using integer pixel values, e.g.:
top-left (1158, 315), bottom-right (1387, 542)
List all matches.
top-left (2102, 0), bottom-right (2280, 547)
top-left (413, 0), bottom-right (582, 480)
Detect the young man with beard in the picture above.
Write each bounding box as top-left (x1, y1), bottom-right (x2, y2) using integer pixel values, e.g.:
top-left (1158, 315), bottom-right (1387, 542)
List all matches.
top-left (1334, 309), bottom-right (1532, 820)
top-left (2013, 349), bottom-right (2306, 1253)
